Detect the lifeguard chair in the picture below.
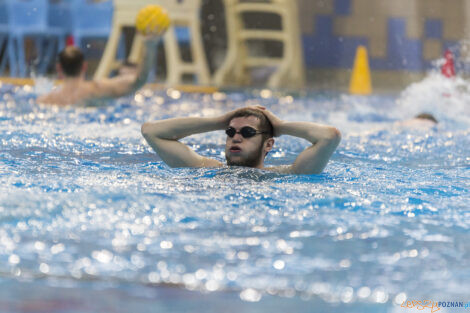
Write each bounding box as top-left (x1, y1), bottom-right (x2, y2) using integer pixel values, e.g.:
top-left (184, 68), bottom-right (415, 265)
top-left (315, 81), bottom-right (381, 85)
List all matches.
top-left (94, 0), bottom-right (210, 85)
top-left (214, 0), bottom-right (305, 89)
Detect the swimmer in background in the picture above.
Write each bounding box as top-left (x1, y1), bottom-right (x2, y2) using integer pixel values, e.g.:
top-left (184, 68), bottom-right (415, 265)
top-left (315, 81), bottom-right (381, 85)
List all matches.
top-left (351, 112), bottom-right (439, 137)
top-left (37, 35), bottom-right (159, 106)
top-left (396, 112), bottom-right (438, 129)
top-left (141, 106), bottom-right (341, 175)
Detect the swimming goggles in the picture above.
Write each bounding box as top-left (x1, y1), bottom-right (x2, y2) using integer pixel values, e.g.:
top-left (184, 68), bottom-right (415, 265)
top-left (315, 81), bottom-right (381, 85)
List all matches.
top-left (225, 126), bottom-right (265, 138)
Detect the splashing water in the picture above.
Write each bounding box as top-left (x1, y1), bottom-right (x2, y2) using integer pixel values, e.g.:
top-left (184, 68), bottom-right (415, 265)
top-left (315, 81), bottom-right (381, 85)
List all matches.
top-left (0, 77), bottom-right (469, 313)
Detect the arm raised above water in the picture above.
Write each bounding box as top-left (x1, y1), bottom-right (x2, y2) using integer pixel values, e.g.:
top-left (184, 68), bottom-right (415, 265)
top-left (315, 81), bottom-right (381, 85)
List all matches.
top-left (261, 107), bottom-right (341, 174)
top-left (141, 115), bottom-right (226, 168)
top-left (141, 106), bottom-right (266, 168)
top-left (88, 36), bottom-right (159, 99)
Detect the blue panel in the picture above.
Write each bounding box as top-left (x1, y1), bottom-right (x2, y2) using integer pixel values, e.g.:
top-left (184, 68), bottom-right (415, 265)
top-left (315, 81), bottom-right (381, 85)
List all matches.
top-left (302, 16), bottom-right (367, 69)
top-left (302, 16), bottom-right (430, 71)
top-left (334, 0), bottom-right (351, 15)
top-left (425, 19), bottom-right (443, 39)
top-left (444, 41), bottom-right (470, 74)
top-left (175, 26), bottom-right (190, 43)
top-left (422, 41), bottom-right (459, 70)
top-left (442, 41), bottom-right (459, 53)
top-left (370, 18), bottom-right (423, 71)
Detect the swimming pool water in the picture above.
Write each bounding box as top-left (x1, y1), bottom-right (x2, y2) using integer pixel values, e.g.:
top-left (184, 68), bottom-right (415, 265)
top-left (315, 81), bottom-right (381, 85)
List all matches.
top-left (0, 73), bottom-right (469, 313)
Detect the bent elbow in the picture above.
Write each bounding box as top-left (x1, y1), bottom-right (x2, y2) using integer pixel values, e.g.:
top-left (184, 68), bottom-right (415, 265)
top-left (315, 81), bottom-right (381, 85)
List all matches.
top-left (319, 127), bottom-right (341, 145)
top-left (141, 122), bottom-right (152, 139)
top-left (329, 127), bottom-right (342, 143)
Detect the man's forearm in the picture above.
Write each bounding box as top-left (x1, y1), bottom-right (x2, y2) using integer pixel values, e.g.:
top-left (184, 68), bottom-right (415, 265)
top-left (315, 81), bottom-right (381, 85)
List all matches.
top-left (275, 120), bottom-right (341, 175)
top-left (131, 39), bottom-right (159, 92)
top-left (142, 116), bottom-right (226, 141)
top-left (277, 121), bottom-right (341, 144)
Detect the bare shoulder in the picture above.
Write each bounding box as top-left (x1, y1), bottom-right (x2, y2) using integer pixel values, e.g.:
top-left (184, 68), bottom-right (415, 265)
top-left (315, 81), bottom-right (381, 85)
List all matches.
top-left (37, 93), bottom-right (52, 104)
top-left (78, 81), bottom-right (114, 105)
top-left (89, 75), bottom-right (135, 98)
top-left (37, 90), bottom-right (68, 106)
top-left (38, 84), bottom-right (96, 106)
top-left (263, 165), bottom-right (293, 174)
top-left (201, 157), bottom-right (224, 168)
top-left (85, 80), bottom-right (105, 96)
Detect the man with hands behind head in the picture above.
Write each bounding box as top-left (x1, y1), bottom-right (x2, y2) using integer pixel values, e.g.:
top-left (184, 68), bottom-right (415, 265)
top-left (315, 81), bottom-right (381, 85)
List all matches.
top-left (141, 106), bottom-right (341, 175)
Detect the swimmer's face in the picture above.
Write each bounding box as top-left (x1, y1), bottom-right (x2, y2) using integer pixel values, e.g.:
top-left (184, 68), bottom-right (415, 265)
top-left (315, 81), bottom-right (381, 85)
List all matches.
top-left (225, 116), bottom-right (273, 168)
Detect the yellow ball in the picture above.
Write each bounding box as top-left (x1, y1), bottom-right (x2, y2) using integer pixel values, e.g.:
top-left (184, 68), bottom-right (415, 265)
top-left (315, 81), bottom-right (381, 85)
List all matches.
top-left (135, 5), bottom-right (170, 36)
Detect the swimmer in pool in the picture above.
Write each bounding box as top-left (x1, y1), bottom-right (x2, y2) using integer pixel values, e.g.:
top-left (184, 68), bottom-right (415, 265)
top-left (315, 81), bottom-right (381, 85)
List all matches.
top-left (349, 112), bottom-right (438, 137)
top-left (396, 112), bottom-right (438, 129)
top-left (38, 36), bottom-right (159, 106)
top-left (141, 106), bottom-right (341, 174)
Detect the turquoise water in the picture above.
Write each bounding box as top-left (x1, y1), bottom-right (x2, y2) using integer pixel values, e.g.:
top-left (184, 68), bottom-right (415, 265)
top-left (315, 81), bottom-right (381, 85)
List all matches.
top-left (0, 73), bottom-right (469, 313)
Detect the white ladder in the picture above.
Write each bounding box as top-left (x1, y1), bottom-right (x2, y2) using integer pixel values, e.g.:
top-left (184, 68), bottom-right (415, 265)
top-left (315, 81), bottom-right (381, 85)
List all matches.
top-left (94, 0), bottom-right (210, 86)
top-left (214, 0), bottom-right (305, 89)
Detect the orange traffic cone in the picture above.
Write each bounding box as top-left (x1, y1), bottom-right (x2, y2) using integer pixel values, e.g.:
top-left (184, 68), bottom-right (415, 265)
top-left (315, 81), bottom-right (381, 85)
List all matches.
top-left (441, 49), bottom-right (455, 78)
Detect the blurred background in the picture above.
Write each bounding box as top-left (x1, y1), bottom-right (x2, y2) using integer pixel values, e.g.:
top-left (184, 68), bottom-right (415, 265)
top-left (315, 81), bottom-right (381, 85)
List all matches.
top-left (1, 2), bottom-right (470, 312)
top-left (1, 0), bottom-right (469, 91)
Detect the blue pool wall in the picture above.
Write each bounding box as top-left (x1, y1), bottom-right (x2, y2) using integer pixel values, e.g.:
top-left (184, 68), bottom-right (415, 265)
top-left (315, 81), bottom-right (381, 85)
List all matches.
top-left (298, 0), bottom-right (464, 72)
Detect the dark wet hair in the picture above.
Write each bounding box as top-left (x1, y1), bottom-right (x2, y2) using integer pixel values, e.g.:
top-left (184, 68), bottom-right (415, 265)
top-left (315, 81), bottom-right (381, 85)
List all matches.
top-left (229, 108), bottom-right (274, 140)
top-left (415, 113), bottom-right (438, 124)
top-left (58, 46), bottom-right (84, 77)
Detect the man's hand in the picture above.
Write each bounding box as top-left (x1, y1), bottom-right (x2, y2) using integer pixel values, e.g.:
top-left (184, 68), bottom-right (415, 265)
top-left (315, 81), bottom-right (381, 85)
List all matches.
top-left (255, 107), bottom-right (283, 137)
top-left (253, 106), bottom-right (341, 174)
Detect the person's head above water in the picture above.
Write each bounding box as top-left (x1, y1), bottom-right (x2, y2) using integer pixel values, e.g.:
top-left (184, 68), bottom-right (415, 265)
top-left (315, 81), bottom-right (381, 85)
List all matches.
top-left (39, 36), bottom-right (161, 106)
top-left (225, 108), bottom-right (274, 168)
top-left (414, 112), bottom-right (438, 124)
top-left (141, 105), bottom-right (341, 174)
top-left (58, 46), bottom-right (85, 78)
top-left (394, 112), bottom-right (439, 130)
